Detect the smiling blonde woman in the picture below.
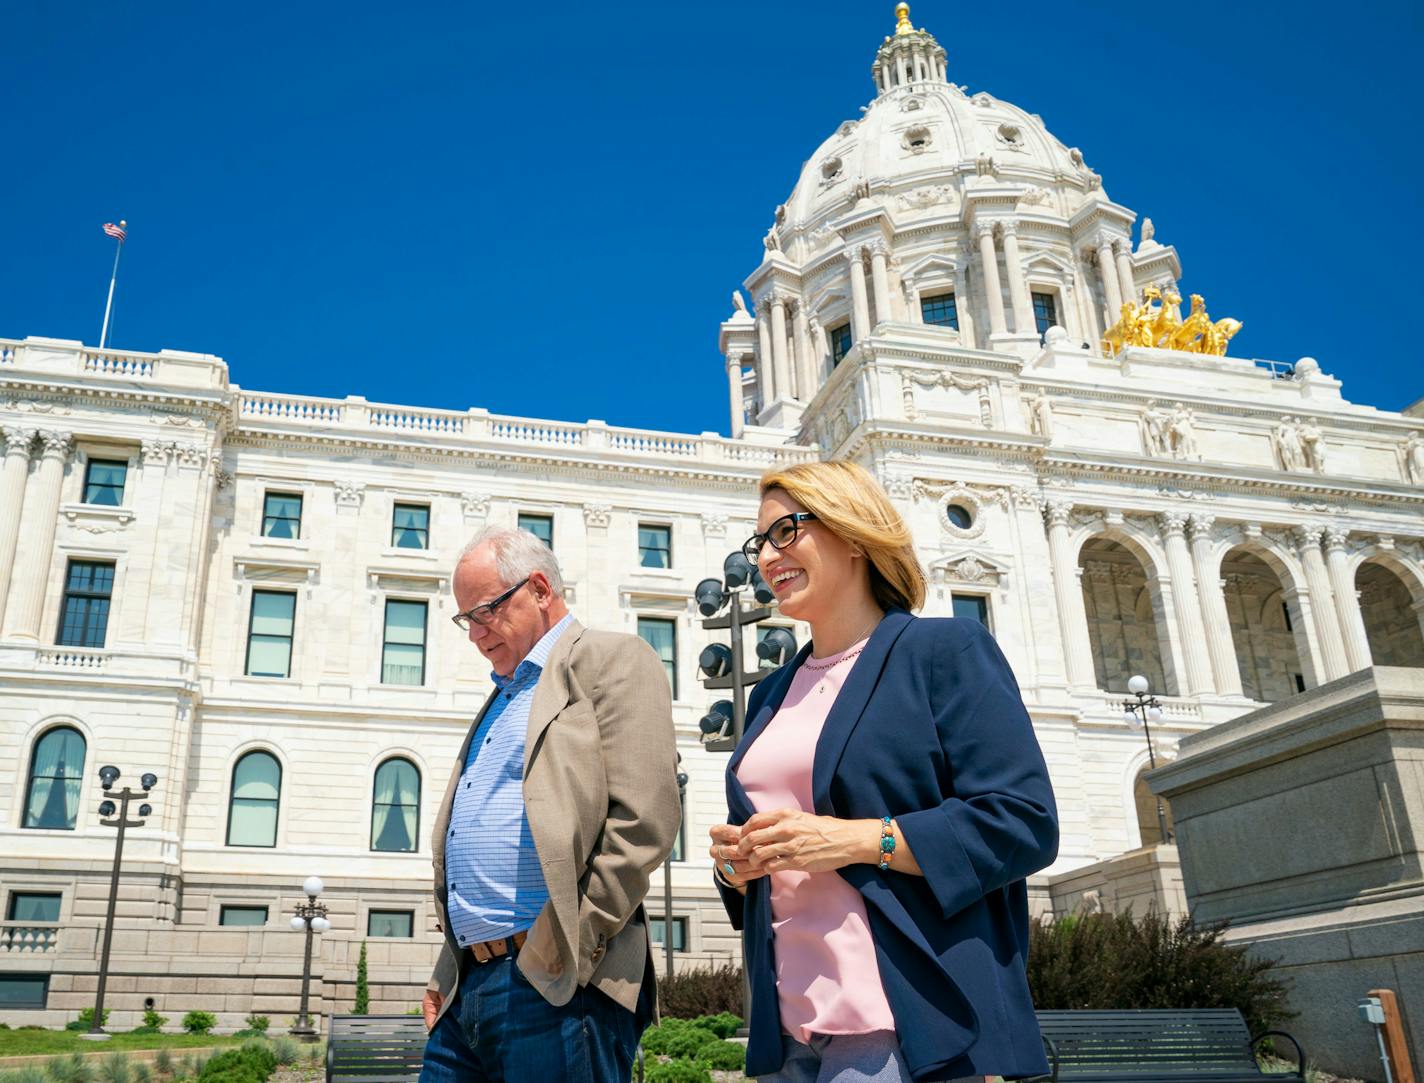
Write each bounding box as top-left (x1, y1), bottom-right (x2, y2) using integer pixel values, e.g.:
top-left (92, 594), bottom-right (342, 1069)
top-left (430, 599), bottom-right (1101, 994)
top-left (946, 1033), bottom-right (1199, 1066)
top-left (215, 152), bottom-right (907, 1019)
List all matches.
top-left (709, 460), bottom-right (1058, 1083)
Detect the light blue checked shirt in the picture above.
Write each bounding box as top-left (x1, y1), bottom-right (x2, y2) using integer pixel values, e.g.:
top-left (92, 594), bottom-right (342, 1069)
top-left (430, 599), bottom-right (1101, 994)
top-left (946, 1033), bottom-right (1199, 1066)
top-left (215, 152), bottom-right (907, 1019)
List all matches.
top-left (445, 613), bottom-right (573, 947)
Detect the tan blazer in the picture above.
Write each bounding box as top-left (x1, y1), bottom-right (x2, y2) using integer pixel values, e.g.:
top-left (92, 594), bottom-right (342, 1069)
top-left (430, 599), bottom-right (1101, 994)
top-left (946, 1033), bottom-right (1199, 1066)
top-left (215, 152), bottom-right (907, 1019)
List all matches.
top-left (426, 619), bottom-right (680, 1026)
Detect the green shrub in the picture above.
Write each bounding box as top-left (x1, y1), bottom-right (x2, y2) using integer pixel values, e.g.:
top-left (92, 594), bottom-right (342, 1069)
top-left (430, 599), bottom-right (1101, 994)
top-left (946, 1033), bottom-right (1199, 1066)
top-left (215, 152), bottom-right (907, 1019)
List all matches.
top-left (1027, 909), bottom-right (1293, 1036)
top-left (96, 1053), bottom-right (131, 1083)
top-left (5, 1068), bottom-right (50, 1083)
top-left (132, 1063), bottom-right (153, 1083)
top-left (196, 1044), bottom-right (277, 1083)
top-left (45, 1054), bottom-right (95, 1083)
top-left (153, 1051), bottom-right (174, 1078)
top-left (65, 1007), bottom-right (112, 1032)
top-left (242, 1016), bottom-right (268, 1034)
top-left (268, 1038), bottom-right (299, 1067)
top-left (639, 1018), bottom-right (705, 1056)
top-left (354, 941), bottom-right (369, 1015)
top-left (143, 1010), bottom-right (169, 1031)
top-left (690, 1012), bottom-right (741, 1039)
top-left (693, 1039), bottom-right (746, 1071)
top-left (642, 1063), bottom-right (711, 1083)
top-left (656, 964), bottom-right (742, 1019)
top-left (181, 1012), bottom-right (217, 1036)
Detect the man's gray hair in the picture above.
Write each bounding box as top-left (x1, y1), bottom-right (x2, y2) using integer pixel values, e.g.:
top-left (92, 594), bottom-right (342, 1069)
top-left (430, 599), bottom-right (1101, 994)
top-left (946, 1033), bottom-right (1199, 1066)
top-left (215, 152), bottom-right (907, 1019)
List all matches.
top-left (457, 524), bottom-right (565, 594)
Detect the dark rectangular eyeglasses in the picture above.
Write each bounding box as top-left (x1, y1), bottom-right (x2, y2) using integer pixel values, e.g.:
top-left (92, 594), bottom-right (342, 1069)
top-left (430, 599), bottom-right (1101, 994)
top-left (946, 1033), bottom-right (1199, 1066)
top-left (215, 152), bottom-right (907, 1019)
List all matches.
top-left (450, 577), bottom-right (530, 630)
top-left (741, 513), bottom-right (817, 562)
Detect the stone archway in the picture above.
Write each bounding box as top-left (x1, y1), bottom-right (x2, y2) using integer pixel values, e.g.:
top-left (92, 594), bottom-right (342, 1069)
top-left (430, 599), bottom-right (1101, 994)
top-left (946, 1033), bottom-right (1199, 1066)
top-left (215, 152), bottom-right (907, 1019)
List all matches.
top-left (1221, 548), bottom-right (1308, 702)
top-left (1133, 766), bottom-right (1175, 847)
top-left (1357, 561), bottom-right (1424, 666)
top-left (1079, 537), bottom-right (1175, 695)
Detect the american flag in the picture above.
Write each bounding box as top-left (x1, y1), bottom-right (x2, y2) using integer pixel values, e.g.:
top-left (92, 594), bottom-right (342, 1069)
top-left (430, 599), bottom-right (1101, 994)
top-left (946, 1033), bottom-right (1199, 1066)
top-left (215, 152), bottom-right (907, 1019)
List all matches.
top-left (102, 222), bottom-right (127, 242)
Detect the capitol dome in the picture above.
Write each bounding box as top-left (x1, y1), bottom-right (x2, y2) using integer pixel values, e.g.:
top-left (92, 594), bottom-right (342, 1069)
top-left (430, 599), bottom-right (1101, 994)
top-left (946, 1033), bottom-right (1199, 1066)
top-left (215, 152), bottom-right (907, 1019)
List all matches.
top-left (726, 3), bottom-right (1184, 435)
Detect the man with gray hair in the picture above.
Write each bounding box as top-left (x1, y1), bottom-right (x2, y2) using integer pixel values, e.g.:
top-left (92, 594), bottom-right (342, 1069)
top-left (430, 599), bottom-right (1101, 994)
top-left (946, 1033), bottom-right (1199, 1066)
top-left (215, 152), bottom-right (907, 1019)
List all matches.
top-left (419, 525), bottom-right (680, 1083)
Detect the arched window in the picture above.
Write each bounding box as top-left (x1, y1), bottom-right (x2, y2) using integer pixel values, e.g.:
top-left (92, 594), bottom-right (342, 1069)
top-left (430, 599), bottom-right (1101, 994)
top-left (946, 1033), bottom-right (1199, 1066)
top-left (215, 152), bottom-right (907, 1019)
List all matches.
top-left (227, 751), bottom-right (281, 847)
top-left (371, 758), bottom-right (420, 853)
top-left (23, 727), bottom-right (86, 830)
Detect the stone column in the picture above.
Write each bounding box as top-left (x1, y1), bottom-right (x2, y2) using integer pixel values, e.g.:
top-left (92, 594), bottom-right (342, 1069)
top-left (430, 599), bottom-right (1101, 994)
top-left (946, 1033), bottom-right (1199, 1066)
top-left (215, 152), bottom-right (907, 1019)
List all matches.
top-left (769, 293), bottom-right (792, 401)
top-left (1044, 500), bottom-right (1096, 688)
top-left (755, 307), bottom-right (776, 402)
top-left (1324, 526), bottom-right (1372, 672)
top-left (1096, 237), bottom-right (1123, 318)
top-left (1115, 239), bottom-right (1138, 305)
top-left (1073, 258), bottom-right (1101, 345)
top-left (808, 318), bottom-right (827, 385)
top-left (4, 430), bottom-right (72, 642)
top-left (0, 426), bottom-right (36, 630)
top-left (868, 241), bottom-right (892, 329)
top-left (726, 354), bottom-right (746, 438)
top-left (975, 223), bottom-right (1008, 335)
top-left (999, 222), bottom-right (1035, 334)
top-left (1295, 524), bottom-right (1350, 680)
top-left (793, 303), bottom-right (815, 401)
top-left (846, 247), bottom-right (871, 344)
top-left (955, 262), bottom-right (977, 346)
top-left (903, 277), bottom-right (923, 323)
top-left (1188, 513), bottom-right (1243, 696)
top-left (1160, 511), bottom-right (1216, 695)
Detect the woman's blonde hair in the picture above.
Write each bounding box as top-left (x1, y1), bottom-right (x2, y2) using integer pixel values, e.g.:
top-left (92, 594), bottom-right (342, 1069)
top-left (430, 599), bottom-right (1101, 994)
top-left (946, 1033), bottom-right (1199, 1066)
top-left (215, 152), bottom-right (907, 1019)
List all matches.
top-left (759, 460), bottom-right (926, 612)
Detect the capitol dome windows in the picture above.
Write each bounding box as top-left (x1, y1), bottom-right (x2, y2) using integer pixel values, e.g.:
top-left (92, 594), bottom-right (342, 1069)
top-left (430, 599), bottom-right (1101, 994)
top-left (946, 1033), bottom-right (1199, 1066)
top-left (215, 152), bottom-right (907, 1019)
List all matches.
top-left (830, 323), bottom-right (852, 366)
top-left (920, 292), bottom-right (959, 330)
top-left (901, 126), bottom-right (933, 154)
top-left (1031, 291), bottom-right (1060, 340)
top-left (996, 123), bottom-right (1024, 148)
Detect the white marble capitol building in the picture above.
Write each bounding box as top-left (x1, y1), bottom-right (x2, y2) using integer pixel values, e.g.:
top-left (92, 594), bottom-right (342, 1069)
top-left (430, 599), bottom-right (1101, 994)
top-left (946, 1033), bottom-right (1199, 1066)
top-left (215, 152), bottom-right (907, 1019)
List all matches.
top-left (3, 3), bottom-right (1423, 1026)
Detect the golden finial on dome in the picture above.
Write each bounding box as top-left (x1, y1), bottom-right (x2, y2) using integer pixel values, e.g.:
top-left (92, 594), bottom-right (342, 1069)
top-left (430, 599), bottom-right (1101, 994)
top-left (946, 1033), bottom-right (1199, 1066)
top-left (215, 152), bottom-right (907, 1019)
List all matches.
top-left (894, 2), bottom-right (915, 34)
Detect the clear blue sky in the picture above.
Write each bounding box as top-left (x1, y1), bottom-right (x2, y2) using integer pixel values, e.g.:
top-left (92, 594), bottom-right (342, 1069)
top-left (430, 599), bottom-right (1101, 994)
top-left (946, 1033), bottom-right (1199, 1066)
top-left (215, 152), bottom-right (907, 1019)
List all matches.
top-left (3, 1), bottom-right (1419, 435)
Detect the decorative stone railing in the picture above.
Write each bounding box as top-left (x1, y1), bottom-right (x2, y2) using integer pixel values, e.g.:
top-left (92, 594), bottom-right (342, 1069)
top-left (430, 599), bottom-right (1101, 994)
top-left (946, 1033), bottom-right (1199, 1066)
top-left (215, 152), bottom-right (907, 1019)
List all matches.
top-left (0, 924), bottom-right (58, 953)
top-left (235, 391), bottom-right (819, 470)
top-left (0, 338), bottom-right (228, 392)
top-left (1082, 690), bottom-right (1204, 724)
top-left (36, 647), bottom-right (108, 671)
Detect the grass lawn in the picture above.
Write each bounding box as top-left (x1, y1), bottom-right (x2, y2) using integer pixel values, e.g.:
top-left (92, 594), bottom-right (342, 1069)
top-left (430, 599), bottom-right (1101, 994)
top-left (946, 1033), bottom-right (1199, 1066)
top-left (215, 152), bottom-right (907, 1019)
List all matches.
top-left (0, 1031), bottom-right (244, 1057)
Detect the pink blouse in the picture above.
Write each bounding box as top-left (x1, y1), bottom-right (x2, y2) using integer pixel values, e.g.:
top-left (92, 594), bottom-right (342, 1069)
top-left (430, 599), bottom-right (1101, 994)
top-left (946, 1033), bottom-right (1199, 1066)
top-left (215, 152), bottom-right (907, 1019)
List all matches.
top-left (735, 638), bottom-right (896, 1042)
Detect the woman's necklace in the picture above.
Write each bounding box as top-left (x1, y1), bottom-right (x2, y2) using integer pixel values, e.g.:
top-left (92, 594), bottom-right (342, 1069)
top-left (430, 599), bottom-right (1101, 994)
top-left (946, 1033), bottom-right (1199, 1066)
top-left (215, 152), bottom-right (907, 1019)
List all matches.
top-left (802, 617), bottom-right (881, 692)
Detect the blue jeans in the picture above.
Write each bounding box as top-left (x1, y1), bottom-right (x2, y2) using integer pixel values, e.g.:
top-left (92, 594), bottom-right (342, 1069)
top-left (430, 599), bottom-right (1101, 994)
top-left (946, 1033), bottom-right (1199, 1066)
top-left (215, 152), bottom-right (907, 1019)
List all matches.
top-left (755, 1032), bottom-right (984, 1083)
top-left (419, 951), bottom-right (647, 1083)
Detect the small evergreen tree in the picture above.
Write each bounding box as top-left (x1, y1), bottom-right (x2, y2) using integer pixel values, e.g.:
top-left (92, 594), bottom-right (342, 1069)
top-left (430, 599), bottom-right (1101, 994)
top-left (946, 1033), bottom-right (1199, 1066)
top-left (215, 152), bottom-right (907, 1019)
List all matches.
top-left (354, 941), bottom-right (370, 1014)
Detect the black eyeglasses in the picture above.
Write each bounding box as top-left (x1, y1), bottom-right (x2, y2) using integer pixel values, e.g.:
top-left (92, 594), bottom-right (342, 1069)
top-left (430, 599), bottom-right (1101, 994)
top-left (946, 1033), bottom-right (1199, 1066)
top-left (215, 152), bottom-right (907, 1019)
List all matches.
top-left (741, 513), bottom-right (818, 562)
top-left (451, 577), bottom-right (530, 630)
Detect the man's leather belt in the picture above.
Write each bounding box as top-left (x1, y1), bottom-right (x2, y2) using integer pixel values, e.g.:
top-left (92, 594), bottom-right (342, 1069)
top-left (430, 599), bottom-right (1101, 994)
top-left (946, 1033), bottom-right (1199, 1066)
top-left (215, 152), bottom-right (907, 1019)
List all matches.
top-left (467, 930), bottom-right (527, 965)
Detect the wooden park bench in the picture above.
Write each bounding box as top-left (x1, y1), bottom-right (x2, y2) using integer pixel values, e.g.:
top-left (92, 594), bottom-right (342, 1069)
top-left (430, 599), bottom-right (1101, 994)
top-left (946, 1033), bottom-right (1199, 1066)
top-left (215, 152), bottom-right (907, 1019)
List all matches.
top-left (326, 1014), bottom-right (428, 1083)
top-left (1030, 1008), bottom-right (1305, 1082)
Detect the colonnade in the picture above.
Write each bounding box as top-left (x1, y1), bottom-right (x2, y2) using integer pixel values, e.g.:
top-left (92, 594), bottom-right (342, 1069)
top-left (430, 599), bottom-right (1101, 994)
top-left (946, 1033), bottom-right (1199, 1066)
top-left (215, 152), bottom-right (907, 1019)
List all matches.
top-left (0, 427), bottom-right (72, 640)
top-left (1043, 500), bottom-right (1410, 699)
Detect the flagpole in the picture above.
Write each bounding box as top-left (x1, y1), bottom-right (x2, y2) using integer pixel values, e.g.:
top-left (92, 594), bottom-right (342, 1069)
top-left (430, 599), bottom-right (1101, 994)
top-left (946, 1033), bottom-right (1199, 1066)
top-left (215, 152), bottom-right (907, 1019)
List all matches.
top-left (99, 221), bottom-right (126, 351)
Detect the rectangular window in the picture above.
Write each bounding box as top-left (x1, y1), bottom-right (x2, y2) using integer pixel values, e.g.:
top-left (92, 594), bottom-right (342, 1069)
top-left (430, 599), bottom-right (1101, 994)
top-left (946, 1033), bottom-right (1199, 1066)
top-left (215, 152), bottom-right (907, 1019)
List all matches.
top-left (649, 916), bottom-right (688, 952)
top-left (518, 513), bottom-right (554, 549)
top-left (0, 975), bottom-right (49, 1009)
top-left (1032, 291), bottom-right (1059, 339)
top-left (1281, 602), bottom-right (1294, 633)
top-left (638, 524), bottom-right (672, 569)
top-left (368, 910), bottom-right (415, 938)
top-left (82, 459), bottom-right (128, 506)
top-left (920, 293), bottom-right (959, 330)
top-left (830, 323), bottom-right (852, 365)
top-left (245, 591), bottom-right (296, 678)
top-left (392, 503), bottom-right (430, 550)
top-left (637, 617), bottom-right (677, 698)
top-left (6, 893), bottom-right (61, 922)
top-left (56, 560), bottom-right (114, 648)
top-left (262, 492), bottom-right (303, 539)
top-left (951, 594), bottom-right (990, 627)
top-left (218, 905), bottom-right (268, 927)
top-left (383, 599), bottom-right (428, 685)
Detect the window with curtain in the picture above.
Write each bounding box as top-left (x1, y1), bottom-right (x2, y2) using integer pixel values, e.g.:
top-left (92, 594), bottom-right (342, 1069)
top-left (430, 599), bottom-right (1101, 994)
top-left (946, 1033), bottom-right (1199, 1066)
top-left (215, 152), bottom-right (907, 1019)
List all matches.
top-left (56, 560), bottom-right (114, 648)
top-left (518, 513), bottom-right (553, 549)
top-left (1032, 291), bottom-right (1059, 338)
top-left (246, 591), bottom-right (295, 678)
top-left (371, 758), bottom-right (420, 853)
top-left (227, 751), bottom-right (281, 847)
top-left (23, 727), bottom-right (85, 830)
top-left (7, 894), bottom-right (61, 922)
top-left (638, 524), bottom-right (672, 569)
top-left (392, 504), bottom-right (430, 549)
top-left (262, 492), bottom-right (303, 539)
top-left (82, 459), bottom-right (127, 505)
top-left (382, 600), bottom-right (427, 685)
top-left (921, 293), bottom-right (959, 329)
top-left (637, 617), bottom-right (677, 698)
top-left (368, 910), bottom-right (414, 938)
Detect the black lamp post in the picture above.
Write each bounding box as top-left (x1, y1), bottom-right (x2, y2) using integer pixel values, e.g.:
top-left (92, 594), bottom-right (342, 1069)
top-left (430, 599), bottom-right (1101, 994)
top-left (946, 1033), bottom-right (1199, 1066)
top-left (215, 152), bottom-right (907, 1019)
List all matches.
top-left (662, 756), bottom-right (690, 980)
top-left (86, 766), bottom-right (157, 1040)
top-left (288, 877), bottom-right (330, 1041)
top-left (1123, 674), bottom-right (1171, 845)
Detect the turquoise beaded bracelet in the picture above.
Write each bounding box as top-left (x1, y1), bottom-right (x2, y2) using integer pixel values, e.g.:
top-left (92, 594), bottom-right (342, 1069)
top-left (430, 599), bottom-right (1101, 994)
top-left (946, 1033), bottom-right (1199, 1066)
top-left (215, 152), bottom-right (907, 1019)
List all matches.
top-left (878, 816), bottom-right (897, 872)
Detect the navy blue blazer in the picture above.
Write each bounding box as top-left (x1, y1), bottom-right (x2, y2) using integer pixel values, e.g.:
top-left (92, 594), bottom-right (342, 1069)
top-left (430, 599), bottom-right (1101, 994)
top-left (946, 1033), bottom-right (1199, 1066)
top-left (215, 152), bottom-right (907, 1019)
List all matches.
top-left (718, 609), bottom-right (1058, 1082)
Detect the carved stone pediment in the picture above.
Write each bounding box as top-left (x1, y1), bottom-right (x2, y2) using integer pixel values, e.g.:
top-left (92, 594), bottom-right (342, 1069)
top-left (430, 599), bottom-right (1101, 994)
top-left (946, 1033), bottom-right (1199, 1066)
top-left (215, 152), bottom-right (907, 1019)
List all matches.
top-left (929, 551), bottom-right (1008, 587)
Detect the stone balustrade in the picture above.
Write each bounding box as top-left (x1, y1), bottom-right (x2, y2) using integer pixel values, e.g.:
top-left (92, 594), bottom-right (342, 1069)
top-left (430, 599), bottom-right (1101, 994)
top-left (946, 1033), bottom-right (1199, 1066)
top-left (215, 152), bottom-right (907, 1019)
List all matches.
top-left (1, 338), bottom-right (229, 392)
top-left (0, 923), bottom-right (58, 953)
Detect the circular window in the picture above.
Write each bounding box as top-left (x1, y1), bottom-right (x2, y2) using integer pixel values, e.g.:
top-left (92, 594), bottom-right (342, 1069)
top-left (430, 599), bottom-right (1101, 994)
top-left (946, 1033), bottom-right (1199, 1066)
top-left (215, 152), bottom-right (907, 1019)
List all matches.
top-left (945, 503), bottom-right (974, 530)
top-left (902, 125), bottom-right (932, 153)
top-left (997, 123), bottom-right (1023, 146)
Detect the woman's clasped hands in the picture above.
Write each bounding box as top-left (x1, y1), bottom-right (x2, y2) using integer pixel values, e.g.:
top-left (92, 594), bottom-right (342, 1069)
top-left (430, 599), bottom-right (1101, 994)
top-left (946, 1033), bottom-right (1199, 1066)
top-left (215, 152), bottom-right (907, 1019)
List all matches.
top-left (709, 808), bottom-right (881, 893)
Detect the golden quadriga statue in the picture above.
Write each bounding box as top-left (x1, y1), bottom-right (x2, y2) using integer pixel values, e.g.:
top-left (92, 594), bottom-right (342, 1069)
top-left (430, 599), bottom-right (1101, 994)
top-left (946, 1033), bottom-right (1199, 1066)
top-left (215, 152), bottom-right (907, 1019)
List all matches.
top-left (1102, 286), bottom-right (1242, 357)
